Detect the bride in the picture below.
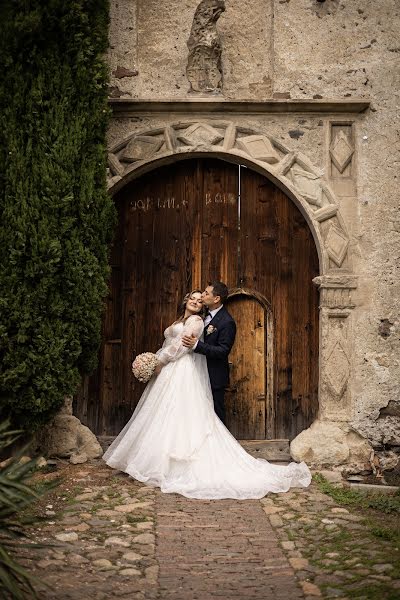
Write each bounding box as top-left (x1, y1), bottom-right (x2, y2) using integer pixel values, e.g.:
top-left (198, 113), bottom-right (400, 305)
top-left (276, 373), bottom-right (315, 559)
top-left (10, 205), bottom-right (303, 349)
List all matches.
top-left (103, 290), bottom-right (311, 499)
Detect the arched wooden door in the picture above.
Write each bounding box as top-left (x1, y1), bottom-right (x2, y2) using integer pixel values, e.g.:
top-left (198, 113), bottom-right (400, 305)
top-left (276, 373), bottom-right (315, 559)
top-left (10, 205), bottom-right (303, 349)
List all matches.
top-left (225, 293), bottom-right (271, 440)
top-left (75, 158), bottom-right (319, 440)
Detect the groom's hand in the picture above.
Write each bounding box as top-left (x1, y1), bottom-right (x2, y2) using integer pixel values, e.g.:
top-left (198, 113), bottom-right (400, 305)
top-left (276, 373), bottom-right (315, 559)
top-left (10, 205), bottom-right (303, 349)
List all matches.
top-left (182, 334), bottom-right (197, 348)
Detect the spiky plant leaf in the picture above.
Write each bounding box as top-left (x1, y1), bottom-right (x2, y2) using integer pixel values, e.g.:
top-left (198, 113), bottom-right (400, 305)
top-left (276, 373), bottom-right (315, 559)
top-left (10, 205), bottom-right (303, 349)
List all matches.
top-left (0, 422), bottom-right (59, 598)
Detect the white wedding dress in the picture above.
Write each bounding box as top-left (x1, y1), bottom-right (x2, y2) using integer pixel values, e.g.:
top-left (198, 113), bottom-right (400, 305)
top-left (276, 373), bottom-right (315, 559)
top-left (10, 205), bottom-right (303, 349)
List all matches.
top-left (103, 315), bottom-right (311, 499)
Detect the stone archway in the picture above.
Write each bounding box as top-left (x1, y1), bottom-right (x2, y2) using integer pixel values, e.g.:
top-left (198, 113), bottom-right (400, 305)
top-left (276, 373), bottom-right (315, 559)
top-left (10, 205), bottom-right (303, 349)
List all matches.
top-left (102, 121), bottom-right (361, 461)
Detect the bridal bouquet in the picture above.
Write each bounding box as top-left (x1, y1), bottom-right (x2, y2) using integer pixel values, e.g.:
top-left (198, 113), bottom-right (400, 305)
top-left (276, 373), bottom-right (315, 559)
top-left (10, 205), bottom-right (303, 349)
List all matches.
top-left (131, 352), bottom-right (159, 383)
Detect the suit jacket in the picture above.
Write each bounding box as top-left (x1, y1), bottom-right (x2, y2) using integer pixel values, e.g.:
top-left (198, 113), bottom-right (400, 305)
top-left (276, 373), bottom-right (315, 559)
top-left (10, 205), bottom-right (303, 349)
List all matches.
top-left (194, 306), bottom-right (236, 390)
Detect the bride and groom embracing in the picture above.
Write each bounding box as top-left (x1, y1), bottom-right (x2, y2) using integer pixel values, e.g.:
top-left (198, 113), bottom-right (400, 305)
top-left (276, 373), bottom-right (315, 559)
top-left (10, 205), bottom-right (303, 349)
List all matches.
top-left (103, 282), bottom-right (311, 499)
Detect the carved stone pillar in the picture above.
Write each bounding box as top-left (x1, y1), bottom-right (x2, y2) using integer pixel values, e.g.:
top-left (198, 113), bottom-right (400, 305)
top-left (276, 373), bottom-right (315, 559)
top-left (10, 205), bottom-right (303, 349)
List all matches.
top-left (313, 274), bottom-right (357, 421)
top-left (291, 274), bottom-right (372, 467)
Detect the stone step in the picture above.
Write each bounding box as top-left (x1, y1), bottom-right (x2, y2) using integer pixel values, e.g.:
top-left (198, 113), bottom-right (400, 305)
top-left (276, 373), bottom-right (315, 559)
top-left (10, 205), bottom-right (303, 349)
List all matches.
top-left (240, 439), bottom-right (291, 462)
top-left (99, 436), bottom-right (291, 462)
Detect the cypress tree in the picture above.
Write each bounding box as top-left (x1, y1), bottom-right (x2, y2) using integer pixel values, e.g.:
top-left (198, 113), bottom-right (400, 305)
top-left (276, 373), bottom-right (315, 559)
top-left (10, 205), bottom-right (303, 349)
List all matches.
top-left (0, 1), bottom-right (116, 430)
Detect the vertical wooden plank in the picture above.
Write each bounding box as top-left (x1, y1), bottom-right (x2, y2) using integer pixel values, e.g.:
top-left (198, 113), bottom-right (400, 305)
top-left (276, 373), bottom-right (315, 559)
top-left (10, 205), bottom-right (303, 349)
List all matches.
top-left (200, 159), bottom-right (239, 288)
top-left (285, 204), bottom-right (320, 438)
top-left (225, 296), bottom-right (266, 439)
top-left (274, 189), bottom-right (293, 440)
top-left (191, 161), bottom-right (203, 290)
top-left (99, 342), bottom-right (122, 435)
top-left (265, 312), bottom-right (275, 439)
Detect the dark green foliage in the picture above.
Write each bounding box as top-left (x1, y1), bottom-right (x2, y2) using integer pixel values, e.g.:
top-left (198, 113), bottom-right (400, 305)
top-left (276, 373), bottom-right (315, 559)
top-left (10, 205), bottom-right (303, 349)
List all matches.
top-left (0, 421), bottom-right (59, 599)
top-left (0, 1), bottom-right (116, 429)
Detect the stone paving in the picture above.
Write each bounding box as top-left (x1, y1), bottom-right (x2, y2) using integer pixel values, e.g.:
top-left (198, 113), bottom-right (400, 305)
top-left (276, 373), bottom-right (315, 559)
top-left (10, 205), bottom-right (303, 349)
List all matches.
top-left (18, 459), bottom-right (400, 599)
top-left (263, 486), bottom-right (400, 600)
top-left (157, 493), bottom-right (302, 600)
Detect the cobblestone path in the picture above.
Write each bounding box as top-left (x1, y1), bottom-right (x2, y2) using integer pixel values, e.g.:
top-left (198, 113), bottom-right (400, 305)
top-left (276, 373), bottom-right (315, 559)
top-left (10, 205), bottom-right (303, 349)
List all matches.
top-left (18, 459), bottom-right (400, 599)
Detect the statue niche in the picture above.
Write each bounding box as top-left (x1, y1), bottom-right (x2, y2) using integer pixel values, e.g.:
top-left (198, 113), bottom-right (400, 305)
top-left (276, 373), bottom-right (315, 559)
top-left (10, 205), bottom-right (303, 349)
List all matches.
top-left (186, 0), bottom-right (226, 94)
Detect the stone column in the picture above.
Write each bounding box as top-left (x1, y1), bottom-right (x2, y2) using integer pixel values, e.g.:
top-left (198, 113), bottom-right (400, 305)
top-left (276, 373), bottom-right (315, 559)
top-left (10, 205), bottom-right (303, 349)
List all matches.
top-left (314, 274), bottom-right (357, 422)
top-left (290, 275), bottom-right (372, 468)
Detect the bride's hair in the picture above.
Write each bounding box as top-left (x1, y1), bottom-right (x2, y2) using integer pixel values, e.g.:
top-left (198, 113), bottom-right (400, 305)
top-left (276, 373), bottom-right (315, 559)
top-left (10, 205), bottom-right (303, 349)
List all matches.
top-left (177, 289), bottom-right (205, 321)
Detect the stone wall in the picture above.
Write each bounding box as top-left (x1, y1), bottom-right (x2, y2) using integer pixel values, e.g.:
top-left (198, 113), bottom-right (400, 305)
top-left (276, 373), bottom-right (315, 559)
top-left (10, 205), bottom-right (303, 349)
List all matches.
top-left (106, 0), bottom-right (400, 468)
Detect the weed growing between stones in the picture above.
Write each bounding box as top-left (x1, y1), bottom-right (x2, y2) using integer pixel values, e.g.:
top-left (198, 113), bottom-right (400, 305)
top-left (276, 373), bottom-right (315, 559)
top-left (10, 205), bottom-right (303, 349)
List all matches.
top-left (313, 473), bottom-right (400, 513)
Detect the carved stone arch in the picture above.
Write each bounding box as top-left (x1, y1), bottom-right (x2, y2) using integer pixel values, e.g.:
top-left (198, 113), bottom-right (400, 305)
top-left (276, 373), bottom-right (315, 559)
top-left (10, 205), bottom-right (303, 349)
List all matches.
top-left (107, 120), bottom-right (354, 277)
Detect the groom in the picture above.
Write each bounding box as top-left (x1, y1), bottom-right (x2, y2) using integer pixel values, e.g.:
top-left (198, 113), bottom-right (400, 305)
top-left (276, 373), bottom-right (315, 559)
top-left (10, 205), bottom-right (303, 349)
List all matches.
top-left (182, 281), bottom-right (236, 425)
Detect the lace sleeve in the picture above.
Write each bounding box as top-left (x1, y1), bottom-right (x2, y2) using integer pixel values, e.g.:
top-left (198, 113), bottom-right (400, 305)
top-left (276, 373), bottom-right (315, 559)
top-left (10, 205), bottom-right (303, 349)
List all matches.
top-left (157, 315), bottom-right (204, 365)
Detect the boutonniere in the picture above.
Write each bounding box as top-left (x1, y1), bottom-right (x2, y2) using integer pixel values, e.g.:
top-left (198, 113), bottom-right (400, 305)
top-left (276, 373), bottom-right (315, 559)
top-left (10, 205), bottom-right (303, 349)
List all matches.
top-left (206, 325), bottom-right (217, 336)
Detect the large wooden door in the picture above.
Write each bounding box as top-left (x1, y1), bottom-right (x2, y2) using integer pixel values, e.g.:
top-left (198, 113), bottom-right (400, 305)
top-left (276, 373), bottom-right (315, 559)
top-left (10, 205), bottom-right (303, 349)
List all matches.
top-left (75, 158), bottom-right (319, 439)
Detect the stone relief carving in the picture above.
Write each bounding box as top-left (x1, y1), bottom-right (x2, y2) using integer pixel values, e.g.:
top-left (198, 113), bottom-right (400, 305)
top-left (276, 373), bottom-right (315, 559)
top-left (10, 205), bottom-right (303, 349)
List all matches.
top-left (122, 136), bottom-right (164, 162)
top-left (321, 312), bottom-right (353, 419)
top-left (330, 130), bottom-right (354, 173)
top-left (325, 223), bottom-right (349, 267)
top-left (326, 337), bottom-right (350, 397)
top-left (186, 0), bottom-right (226, 94)
top-left (178, 123), bottom-right (224, 146)
top-left (289, 165), bottom-right (323, 207)
top-left (236, 135), bottom-right (280, 164)
top-left (107, 120), bottom-right (354, 274)
top-left (312, 274), bottom-right (356, 419)
top-left (329, 124), bottom-right (355, 177)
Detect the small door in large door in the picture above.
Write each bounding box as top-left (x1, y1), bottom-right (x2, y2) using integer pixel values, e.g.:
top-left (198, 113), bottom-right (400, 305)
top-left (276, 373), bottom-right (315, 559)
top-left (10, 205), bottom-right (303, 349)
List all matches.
top-left (225, 295), bottom-right (268, 440)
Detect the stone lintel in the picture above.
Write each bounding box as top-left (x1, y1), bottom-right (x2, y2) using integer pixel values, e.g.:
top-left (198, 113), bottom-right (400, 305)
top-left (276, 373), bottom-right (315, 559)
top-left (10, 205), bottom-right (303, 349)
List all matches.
top-left (109, 98), bottom-right (370, 117)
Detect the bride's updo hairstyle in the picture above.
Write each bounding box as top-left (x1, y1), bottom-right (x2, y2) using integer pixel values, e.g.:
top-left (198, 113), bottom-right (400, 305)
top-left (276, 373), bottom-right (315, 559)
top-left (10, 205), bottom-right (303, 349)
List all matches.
top-left (177, 289), bottom-right (205, 321)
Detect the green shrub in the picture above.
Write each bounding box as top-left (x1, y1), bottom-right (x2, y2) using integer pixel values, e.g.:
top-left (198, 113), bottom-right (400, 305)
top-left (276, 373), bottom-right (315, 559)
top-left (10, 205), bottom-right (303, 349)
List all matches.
top-left (0, 1), bottom-right (116, 429)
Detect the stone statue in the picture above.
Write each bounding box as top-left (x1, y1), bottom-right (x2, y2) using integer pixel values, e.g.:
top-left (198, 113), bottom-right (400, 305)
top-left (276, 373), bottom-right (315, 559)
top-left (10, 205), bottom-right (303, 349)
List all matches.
top-left (186, 0), bottom-right (226, 94)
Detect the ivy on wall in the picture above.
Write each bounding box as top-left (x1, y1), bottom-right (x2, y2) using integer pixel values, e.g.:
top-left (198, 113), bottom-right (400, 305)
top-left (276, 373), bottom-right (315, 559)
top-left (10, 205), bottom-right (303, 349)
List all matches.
top-left (0, 1), bottom-right (116, 429)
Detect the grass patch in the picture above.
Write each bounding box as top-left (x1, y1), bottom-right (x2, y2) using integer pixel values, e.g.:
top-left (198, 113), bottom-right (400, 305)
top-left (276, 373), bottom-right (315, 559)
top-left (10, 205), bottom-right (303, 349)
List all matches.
top-left (370, 524), bottom-right (398, 542)
top-left (126, 515), bottom-right (152, 525)
top-left (313, 473), bottom-right (400, 514)
top-left (345, 583), bottom-right (400, 600)
top-left (313, 473), bottom-right (400, 580)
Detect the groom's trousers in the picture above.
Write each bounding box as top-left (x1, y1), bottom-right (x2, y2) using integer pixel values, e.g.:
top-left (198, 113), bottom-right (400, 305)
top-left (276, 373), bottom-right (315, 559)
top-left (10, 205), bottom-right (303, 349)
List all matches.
top-left (212, 388), bottom-right (226, 425)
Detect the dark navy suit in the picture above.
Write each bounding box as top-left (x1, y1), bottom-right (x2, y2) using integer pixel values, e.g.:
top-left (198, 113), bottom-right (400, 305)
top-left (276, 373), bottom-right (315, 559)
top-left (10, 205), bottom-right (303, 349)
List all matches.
top-left (194, 306), bottom-right (236, 424)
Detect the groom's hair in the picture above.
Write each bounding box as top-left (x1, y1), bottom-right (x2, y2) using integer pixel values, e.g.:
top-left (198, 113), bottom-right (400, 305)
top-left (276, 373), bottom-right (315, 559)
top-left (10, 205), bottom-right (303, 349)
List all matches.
top-left (209, 281), bottom-right (229, 304)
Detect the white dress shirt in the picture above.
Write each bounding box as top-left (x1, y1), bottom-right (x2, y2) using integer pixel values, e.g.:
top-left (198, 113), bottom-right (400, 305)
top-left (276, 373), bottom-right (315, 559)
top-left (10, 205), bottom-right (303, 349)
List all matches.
top-left (192, 304), bottom-right (223, 349)
top-left (204, 304), bottom-right (223, 327)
